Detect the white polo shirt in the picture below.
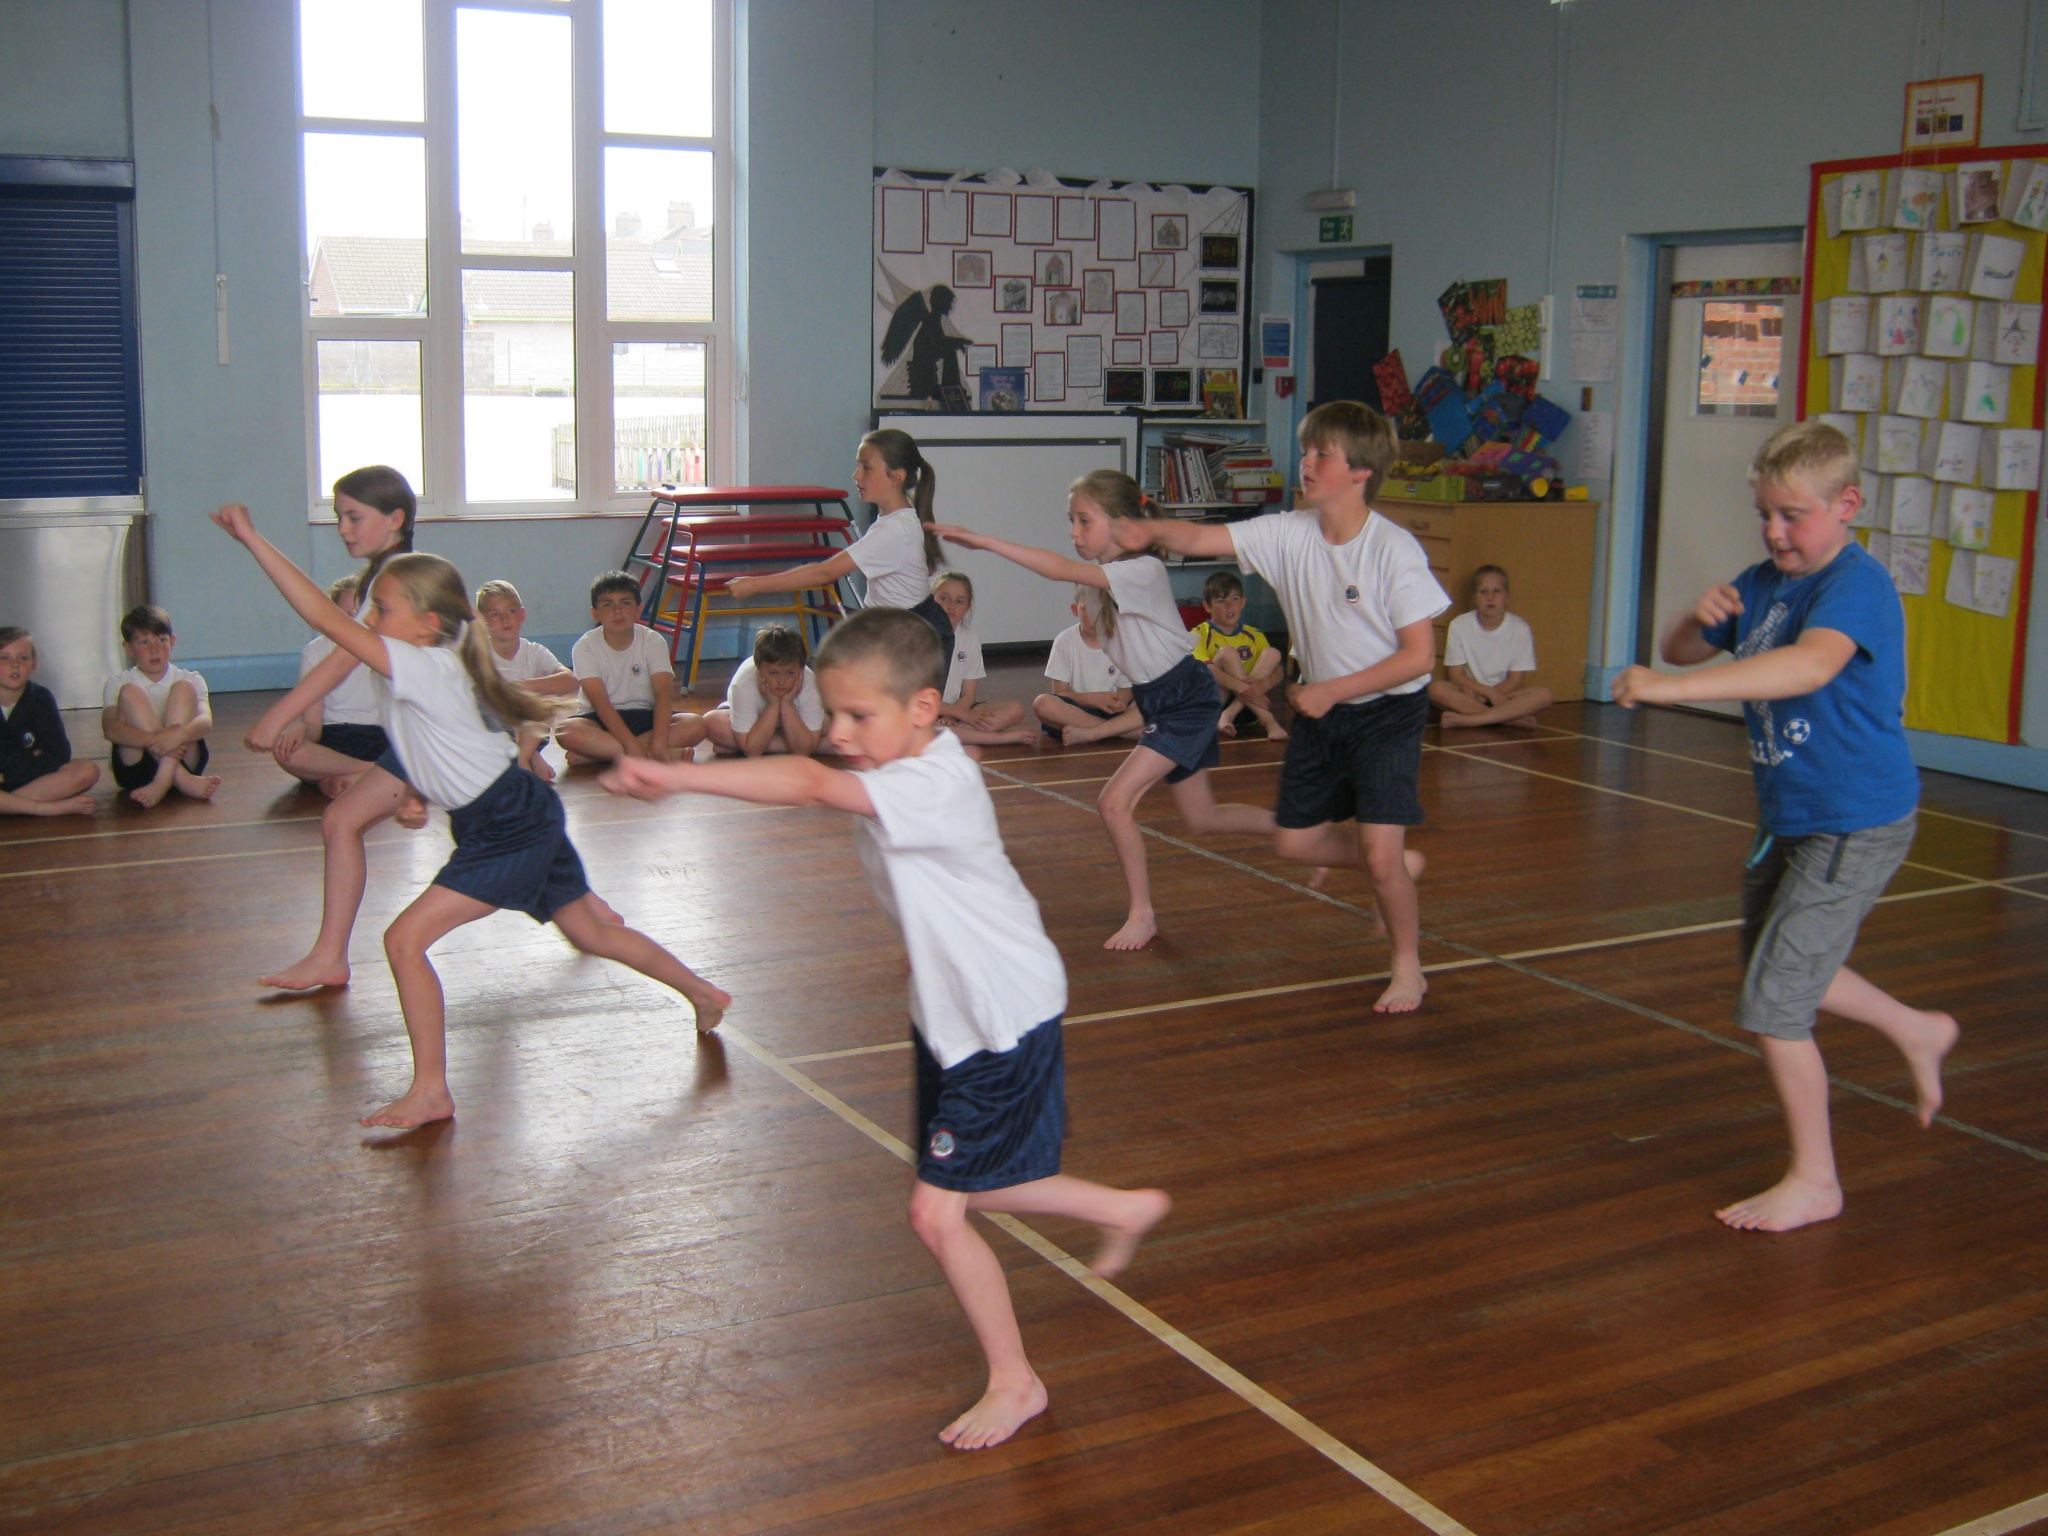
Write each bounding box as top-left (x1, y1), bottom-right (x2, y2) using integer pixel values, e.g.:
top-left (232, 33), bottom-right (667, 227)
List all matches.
top-left (727, 656), bottom-right (825, 732)
top-left (1045, 623), bottom-right (1125, 695)
top-left (847, 506), bottom-right (932, 610)
top-left (854, 730), bottom-right (1067, 1068)
top-left (571, 624), bottom-right (672, 712)
top-left (1229, 509), bottom-right (1449, 702)
top-left (1444, 610), bottom-right (1537, 687)
top-left (942, 621), bottom-right (987, 705)
top-left (300, 636), bottom-right (383, 726)
top-left (491, 637), bottom-right (567, 683)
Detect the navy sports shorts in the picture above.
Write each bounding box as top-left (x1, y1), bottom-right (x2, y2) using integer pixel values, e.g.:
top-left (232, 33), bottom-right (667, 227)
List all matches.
top-left (1274, 689), bottom-right (1428, 828)
top-left (909, 594), bottom-right (956, 662)
top-left (1130, 653), bottom-right (1223, 784)
top-left (434, 763), bottom-right (590, 922)
top-left (372, 744), bottom-right (408, 784)
top-left (111, 736), bottom-right (210, 792)
top-left (317, 722), bottom-right (390, 763)
top-left (913, 1016), bottom-right (1066, 1193)
top-left (574, 706), bottom-right (656, 737)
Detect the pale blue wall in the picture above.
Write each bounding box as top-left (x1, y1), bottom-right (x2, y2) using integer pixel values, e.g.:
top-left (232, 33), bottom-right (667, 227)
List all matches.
top-left (1257, 0), bottom-right (2048, 786)
top-left (0, 0), bottom-right (130, 158)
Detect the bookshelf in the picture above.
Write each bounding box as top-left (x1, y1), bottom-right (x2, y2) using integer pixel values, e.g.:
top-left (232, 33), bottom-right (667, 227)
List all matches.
top-left (1137, 417), bottom-right (1278, 517)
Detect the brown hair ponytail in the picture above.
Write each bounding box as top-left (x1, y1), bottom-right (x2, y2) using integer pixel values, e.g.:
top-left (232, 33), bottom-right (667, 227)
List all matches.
top-left (861, 428), bottom-right (943, 573)
top-left (375, 553), bottom-right (570, 730)
top-left (333, 464), bottom-right (418, 595)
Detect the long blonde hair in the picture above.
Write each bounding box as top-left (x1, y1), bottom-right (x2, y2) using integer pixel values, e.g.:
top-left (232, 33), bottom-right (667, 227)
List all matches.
top-left (861, 427), bottom-right (944, 574)
top-left (1067, 469), bottom-right (1163, 642)
top-left (373, 554), bottom-right (569, 728)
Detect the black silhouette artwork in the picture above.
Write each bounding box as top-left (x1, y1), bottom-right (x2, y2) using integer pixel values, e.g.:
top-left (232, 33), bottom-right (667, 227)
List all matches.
top-left (879, 283), bottom-right (970, 402)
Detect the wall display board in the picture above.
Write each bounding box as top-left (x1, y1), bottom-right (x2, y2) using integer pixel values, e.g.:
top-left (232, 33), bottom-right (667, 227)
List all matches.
top-left (873, 168), bottom-right (1251, 414)
top-left (1801, 147), bottom-right (2045, 743)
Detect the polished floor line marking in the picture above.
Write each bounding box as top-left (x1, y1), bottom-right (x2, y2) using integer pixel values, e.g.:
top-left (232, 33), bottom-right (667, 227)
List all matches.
top-left (1929, 1488), bottom-right (2048, 1536)
top-left (977, 764), bottom-right (2048, 1168)
top-left (783, 961), bottom-right (1499, 1065)
top-left (719, 1023), bottom-right (1475, 1536)
top-left (1431, 744), bottom-right (2018, 890)
top-left (1495, 725), bottom-right (2048, 844)
top-left (987, 758), bottom-right (1281, 793)
top-left (0, 810), bottom-right (325, 848)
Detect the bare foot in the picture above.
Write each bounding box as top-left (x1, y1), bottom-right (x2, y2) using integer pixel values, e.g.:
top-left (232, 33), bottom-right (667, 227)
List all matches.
top-left (1308, 866), bottom-right (1331, 890)
top-left (1218, 717), bottom-right (1238, 738)
top-left (1062, 723), bottom-right (1106, 747)
top-left (360, 1084), bottom-right (455, 1129)
top-left (259, 955), bottom-right (352, 991)
top-left (38, 794), bottom-right (98, 817)
top-left (1439, 711), bottom-right (1483, 729)
top-left (1091, 1188), bottom-right (1171, 1279)
top-left (1104, 913), bottom-right (1156, 951)
top-left (690, 986), bottom-right (732, 1035)
top-left (175, 767), bottom-right (222, 800)
top-left (128, 776), bottom-right (171, 809)
top-left (1903, 1011), bottom-right (1959, 1126)
top-left (1256, 714), bottom-right (1288, 742)
top-left (939, 1374), bottom-right (1049, 1451)
top-left (1715, 1173), bottom-right (1843, 1232)
top-left (1373, 965), bottom-right (1427, 1014)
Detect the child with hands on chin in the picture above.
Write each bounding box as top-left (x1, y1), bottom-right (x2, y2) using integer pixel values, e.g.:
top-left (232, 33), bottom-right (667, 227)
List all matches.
top-left (702, 625), bottom-right (825, 758)
top-left (213, 502), bottom-right (727, 1130)
top-left (1612, 421), bottom-right (1955, 1235)
top-left (602, 607), bottom-right (1168, 1454)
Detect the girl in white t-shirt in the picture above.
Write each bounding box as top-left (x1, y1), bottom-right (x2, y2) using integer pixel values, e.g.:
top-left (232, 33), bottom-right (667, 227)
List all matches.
top-left (214, 503), bottom-right (730, 1132)
top-left (1429, 565), bottom-right (1554, 729)
top-left (934, 470), bottom-right (1276, 951)
top-left (1032, 587), bottom-right (1142, 746)
top-left (724, 428), bottom-right (956, 656)
top-left (270, 576), bottom-right (392, 797)
top-left (929, 571), bottom-right (1036, 748)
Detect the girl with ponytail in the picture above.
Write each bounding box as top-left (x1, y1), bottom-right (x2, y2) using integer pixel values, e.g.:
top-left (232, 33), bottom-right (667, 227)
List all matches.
top-left (725, 428), bottom-right (955, 655)
top-left (932, 470), bottom-right (1277, 951)
top-left (213, 503), bottom-right (730, 1130)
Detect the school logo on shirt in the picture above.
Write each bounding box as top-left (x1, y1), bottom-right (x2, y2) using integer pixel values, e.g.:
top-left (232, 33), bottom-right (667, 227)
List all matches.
top-left (1235, 644), bottom-right (1254, 661)
top-left (631, 663), bottom-right (644, 676)
top-left (1344, 585), bottom-right (1360, 603)
top-left (928, 1129), bottom-right (956, 1159)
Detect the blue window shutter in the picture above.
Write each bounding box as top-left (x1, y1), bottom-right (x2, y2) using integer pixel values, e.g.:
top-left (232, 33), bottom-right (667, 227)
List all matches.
top-left (0, 194), bottom-right (144, 498)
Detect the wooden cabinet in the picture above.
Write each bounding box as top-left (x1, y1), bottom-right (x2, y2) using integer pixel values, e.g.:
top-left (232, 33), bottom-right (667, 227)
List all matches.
top-left (1375, 498), bottom-right (1600, 701)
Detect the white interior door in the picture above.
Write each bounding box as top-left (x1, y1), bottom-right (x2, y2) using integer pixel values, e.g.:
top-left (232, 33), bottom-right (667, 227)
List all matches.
top-left (1648, 241), bottom-right (1804, 715)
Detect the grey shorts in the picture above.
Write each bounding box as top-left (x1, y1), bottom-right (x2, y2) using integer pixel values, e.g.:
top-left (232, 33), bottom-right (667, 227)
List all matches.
top-left (1736, 812), bottom-right (1916, 1041)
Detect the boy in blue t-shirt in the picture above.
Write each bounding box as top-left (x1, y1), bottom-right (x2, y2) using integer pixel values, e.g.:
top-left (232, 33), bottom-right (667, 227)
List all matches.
top-left (1613, 421), bottom-right (1956, 1234)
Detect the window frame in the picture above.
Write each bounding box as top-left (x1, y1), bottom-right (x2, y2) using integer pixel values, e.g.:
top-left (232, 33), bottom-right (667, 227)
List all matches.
top-left (297, 0), bottom-right (732, 522)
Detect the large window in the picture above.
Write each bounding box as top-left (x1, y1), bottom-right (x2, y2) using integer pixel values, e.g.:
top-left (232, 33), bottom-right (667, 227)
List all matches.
top-left (299, 0), bottom-right (726, 516)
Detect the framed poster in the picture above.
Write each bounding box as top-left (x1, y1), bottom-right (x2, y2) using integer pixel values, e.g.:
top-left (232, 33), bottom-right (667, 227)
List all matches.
top-left (1904, 75), bottom-right (1983, 153)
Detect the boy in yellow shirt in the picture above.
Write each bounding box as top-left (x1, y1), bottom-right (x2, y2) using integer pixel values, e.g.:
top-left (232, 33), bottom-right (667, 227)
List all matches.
top-left (1189, 570), bottom-right (1285, 740)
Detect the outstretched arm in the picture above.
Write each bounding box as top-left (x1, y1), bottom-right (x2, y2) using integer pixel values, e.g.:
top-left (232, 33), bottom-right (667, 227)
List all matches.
top-left (1615, 628), bottom-right (1856, 708)
top-left (1110, 517), bottom-right (1238, 562)
top-left (603, 752), bottom-right (875, 817)
top-left (211, 504), bottom-right (391, 677)
top-left (930, 524), bottom-right (1108, 589)
top-left (726, 549), bottom-right (858, 601)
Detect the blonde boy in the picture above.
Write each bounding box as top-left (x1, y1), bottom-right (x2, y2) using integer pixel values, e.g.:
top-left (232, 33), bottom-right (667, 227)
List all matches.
top-left (557, 571), bottom-right (706, 764)
top-left (603, 608), bottom-right (1168, 1451)
top-left (103, 605), bottom-right (221, 807)
top-left (1114, 401), bottom-right (1447, 1014)
top-left (0, 628), bottom-right (100, 816)
top-left (1613, 421), bottom-right (1956, 1232)
top-left (474, 580), bottom-right (578, 696)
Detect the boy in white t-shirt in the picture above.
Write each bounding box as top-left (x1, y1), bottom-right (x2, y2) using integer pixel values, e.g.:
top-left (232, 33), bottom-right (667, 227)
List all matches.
top-left (475, 580), bottom-right (578, 696)
top-left (1116, 402), bottom-right (1447, 1013)
top-left (603, 608), bottom-right (1169, 1453)
top-left (703, 625), bottom-right (826, 757)
top-left (102, 604), bottom-right (222, 808)
top-left (1032, 586), bottom-right (1141, 744)
top-left (557, 571), bottom-right (706, 765)
top-left (1430, 565), bottom-right (1553, 729)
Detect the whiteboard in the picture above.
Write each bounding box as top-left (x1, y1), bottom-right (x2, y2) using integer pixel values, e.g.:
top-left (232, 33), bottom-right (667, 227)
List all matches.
top-left (874, 168), bottom-right (1251, 415)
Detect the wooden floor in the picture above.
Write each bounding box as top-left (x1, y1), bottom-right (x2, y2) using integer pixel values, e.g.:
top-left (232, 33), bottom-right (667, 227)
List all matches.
top-left (6, 663), bottom-right (2048, 1536)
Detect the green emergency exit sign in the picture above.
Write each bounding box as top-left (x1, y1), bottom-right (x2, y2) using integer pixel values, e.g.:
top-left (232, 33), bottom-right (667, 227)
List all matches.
top-left (1318, 214), bottom-right (1354, 243)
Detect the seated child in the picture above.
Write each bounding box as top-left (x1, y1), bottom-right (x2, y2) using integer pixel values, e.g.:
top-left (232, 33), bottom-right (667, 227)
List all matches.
top-left (704, 625), bottom-right (825, 757)
top-left (271, 577), bottom-right (391, 799)
top-left (602, 607), bottom-right (1170, 1451)
top-left (929, 571), bottom-right (1036, 748)
top-left (557, 571), bottom-right (707, 765)
top-left (1429, 564), bottom-right (1554, 728)
top-left (102, 604), bottom-right (221, 807)
top-left (1031, 586), bottom-right (1142, 746)
top-left (475, 580), bottom-right (578, 696)
top-left (0, 627), bottom-right (100, 816)
top-left (1190, 569), bottom-right (1286, 740)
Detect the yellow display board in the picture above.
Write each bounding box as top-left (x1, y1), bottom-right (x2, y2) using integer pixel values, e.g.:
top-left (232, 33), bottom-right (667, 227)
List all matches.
top-left (1803, 149), bottom-right (2042, 744)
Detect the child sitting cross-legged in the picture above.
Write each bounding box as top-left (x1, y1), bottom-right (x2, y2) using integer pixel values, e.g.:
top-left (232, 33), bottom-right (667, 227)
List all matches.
top-left (1032, 586), bottom-right (1141, 746)
top-left (269, 578), bottom-right (393, 799)
top-left (603, 608), bottom-right (1170, 1450)
top-left (1429, 564), bottom-right (1554, 729)
top-left (930, 571), bottom-right (1037, 748)
top-left (556, 571), bottom-right (707, 766)
top-left (1190, 569), bottom-right (1286, 741)
top-left (0, 627), bottom-right (100, 816)
top-left (703, 625), bottom-right (825, 757)
top-left (103, 604), bottom-right (222, 808)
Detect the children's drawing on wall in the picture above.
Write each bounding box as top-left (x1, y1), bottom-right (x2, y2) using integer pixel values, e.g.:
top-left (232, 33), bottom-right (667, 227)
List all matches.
top-left (1150, 213), bottom-right (1188, 250)
top-left (877, 278), bottom-right (970, 405)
